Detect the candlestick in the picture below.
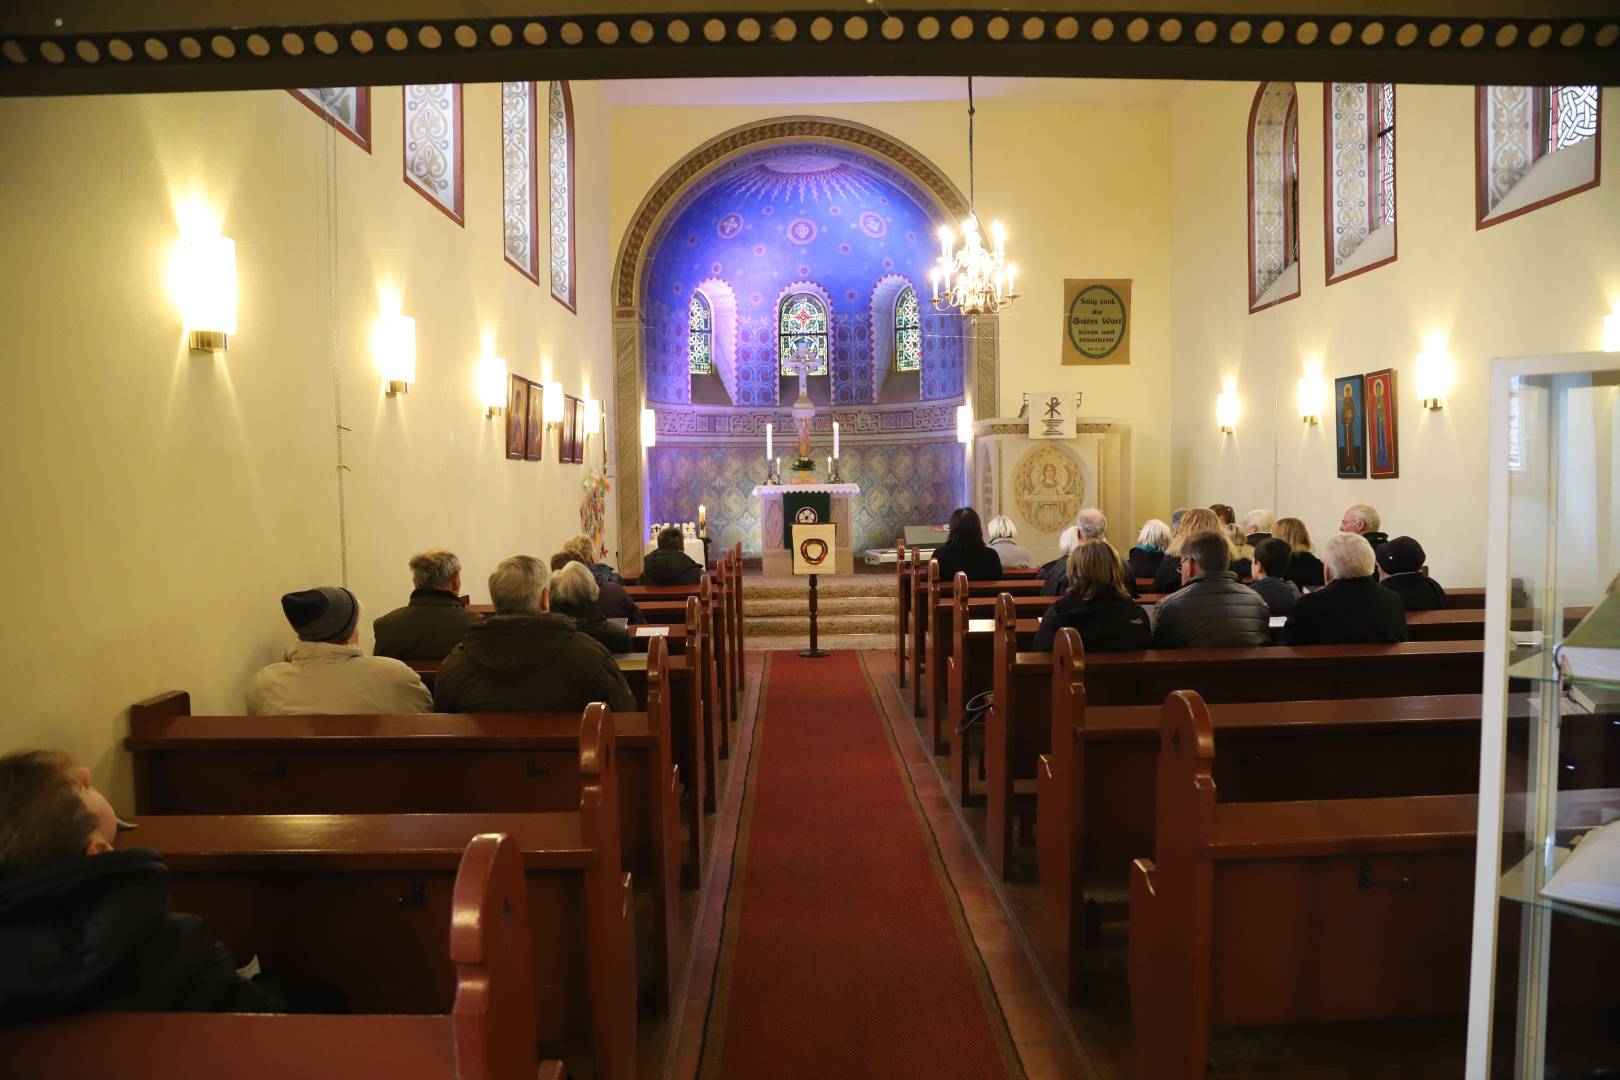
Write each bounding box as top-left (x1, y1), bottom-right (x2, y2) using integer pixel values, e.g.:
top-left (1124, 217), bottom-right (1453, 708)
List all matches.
top-left (832, 421), bottom-right (840, 459)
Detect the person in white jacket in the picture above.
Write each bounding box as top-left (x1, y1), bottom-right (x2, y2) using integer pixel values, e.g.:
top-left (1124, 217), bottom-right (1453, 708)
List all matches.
top-left (246, 586), bottom-right (432, 715)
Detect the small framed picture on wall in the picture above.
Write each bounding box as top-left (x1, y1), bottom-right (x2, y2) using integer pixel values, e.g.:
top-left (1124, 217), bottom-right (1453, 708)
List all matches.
top-left (562, 394), bottom-right (584, 463)
top-left (505, 375), bottom-right (528, 461)
top-left (1334, 374), bottom-right (1367, 479)
top-left (1365, 368), bottom-right (1399, 479)
top-left (524, 379), bottom-right (544, 461)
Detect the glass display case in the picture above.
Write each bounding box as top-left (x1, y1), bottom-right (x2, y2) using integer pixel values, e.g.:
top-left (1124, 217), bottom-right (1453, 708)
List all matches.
top-left (1467, 353), bottom-right (1620, 1078)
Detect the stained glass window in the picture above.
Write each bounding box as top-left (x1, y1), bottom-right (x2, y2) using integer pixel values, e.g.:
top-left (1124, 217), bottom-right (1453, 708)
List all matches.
top-left (1248, 82), bottom-right (1299, 308)
top-left (895, 286), bottom-right (921, 373)
top-left (1374, 83), bottom-right (1396, 229)
top-left (778, 293), bottom-right (829, 376)
top-left (289, 88), bottom-right (372, 152)
top-left (688, 292), bottom-right (713, 375)
top-left (1284, 101), bottom-right (1300, 268)
top-left (403, 84), bottom-right (463, 224)
top-left (548, 81), bottom-right (575, 312)
top-left (1547, 84), bottom-right (1599, 153)
top-left (501, 82), bottom-right (539, 282)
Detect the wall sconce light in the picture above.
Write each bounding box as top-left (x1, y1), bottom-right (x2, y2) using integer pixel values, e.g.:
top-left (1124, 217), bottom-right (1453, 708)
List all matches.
top-left (1415, 335), bottom-right (1451, 410)
top-left (542, 380), bottom-right (564, 425)
top-left (374, 314), bottom-right (416, 395)
top-left (177, 233), bottom-right (237, 354)
top-left (956, 404), bottom-right (973, 444)
top-left (1216, 387), bottom-right (1240, 434)
top-left (640, 407), bottom-right (657, 449)
top-left (583, 398), bottom-right (603, 437)
top-left (476, 355), bottom-right (507, 417)
top-left (1297, 372), bottom-right (1325, 424)
top-left (1603, 305), bottom-right (1620, 352)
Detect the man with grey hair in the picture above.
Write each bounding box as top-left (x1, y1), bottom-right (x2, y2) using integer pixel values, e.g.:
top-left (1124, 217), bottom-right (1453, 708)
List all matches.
top-left (1076, 508), bottom-right (1108, 541)
top-left (1281, 532), bottom-right (1406, 645)
top-left (373, 548), bottom-right (482, 661)
top-left (1339, 503), bottom-right (1389, 548)
top-left (432, 555), bottom-right (636, 713)
top-left (1044, 511), bottom-right (1140, 598)
top-left (1241, 509), bottom-right (1274, 547)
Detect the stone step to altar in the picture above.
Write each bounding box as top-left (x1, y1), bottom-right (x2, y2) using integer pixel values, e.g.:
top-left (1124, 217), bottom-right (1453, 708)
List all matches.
top-left (746, 595), bottom-right (890, 619)
top-left (746, 612), bottom-right (891, 638)
top-left (749, 633), bottom-right (894, 653)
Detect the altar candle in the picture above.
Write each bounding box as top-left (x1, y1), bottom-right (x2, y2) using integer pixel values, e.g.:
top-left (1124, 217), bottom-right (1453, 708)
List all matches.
top-left (832, 421), bottom-right (840, 459)
top-left (774, 456), bottom-right (780, 477)
top-left (826, 455), bottom-right (833, 475)
top-left (698, 503), bottom-right (706, 532)
top-left (765, 422), bottom-right (773, 461)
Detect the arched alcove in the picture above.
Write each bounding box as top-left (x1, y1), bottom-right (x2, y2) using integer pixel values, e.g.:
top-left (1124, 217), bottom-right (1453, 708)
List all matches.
top-left (612, 118), bottom-right (1001, 568)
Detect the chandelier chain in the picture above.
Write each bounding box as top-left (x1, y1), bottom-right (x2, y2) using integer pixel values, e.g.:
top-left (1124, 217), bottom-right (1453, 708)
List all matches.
top-left (967, 74), bottom-right (976, 213)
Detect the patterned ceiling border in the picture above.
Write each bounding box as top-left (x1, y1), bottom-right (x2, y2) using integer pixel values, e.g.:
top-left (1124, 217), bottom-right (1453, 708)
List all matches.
top-left (2, 10), bottom-right (1616, 97)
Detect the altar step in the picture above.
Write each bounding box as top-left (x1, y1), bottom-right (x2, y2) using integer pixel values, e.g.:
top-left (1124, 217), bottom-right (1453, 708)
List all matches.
top-left (741, 576), bottom-right (892, 641)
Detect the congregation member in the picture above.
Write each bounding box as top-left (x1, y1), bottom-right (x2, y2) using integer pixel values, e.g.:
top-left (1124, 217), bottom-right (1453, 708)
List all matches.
top-left (1150, 507), bottom-right (1226, 594)
top-left (247, 587), bottom-right (432, 715)
top-left (562, 534), bottom-right (623, 587)
top-left (1273, 516), bottom-right (1326, 588)
top-left (1127, 518), bottom-right (1171, 581)
top-left (433, 555), bottom-right (636, 714)
top-left (1151, 530), bottom-right (1273, 648)
top-left (985, 514), bottom-right (1034, 569)
top-left (548, 560), bottom-right (634, 655)
top-left (1031, 540), bottom-right (1152, 653)
top-left (1249, 537), bottom-right (1302, 615)
top-left (640, 526), bottom-right (704, 586)
top-left (1038, 526), bottom-right (1080, 592)
top-left (372, 548), bottom-right (481, 661)
top-left (0, 751), bottom-right (279, 1017)
top-left (551, 551), bottom-right (644, 624)
top-left (1044, 509), bottom-right (1141, 598)
top-left (1076, 508), bottom-right (1109, 541)
top-left (1281, 533), bottom-right (1408, 645)
top-left (1340, 502), bottom-right (1390, 548)
top-left (1210, 503), bottom-right (1236, 527)
top-left (931, 507), bottom-right (1003, 581)
top-left (1242, 509), bottom-right (1274, 547)
top-left (1226, 523), bottom-right (1256, 581)
top-left (1377, 536), bottom-right (1447, 611)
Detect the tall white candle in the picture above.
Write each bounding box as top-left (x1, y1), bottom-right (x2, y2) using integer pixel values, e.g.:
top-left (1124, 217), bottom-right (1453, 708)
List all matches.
top-left (832, 421), bottom-right (840, 459)
top-left (765, 422), bottom-right (773, 461)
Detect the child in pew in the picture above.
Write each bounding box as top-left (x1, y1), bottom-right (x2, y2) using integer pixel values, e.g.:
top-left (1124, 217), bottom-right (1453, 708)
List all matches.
top-left (0, 750), bottom-right (283, 1019)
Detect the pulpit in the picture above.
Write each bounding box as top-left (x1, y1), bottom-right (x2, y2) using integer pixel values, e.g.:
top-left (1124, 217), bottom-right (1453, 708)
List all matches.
top-left (971, 416), bottom-right (1131, 565)
top-left (753, 483), bottom-right (860, 576)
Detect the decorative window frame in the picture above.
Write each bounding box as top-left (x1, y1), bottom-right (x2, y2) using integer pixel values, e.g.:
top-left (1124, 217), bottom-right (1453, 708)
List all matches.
top-left (1248, 81), bottom-right (1301, 313)
top-left (868, 273), bottom-right (916, 402)
top-left (501, 81), bottom-right (540, 284)
top-left (548, 80), bottom-right (577, 313)
top-left (1323, 82), bottom-right (1398, 286)
top-left (1475, 85), bottom-right (1602, 230)
top-left (402, 83), bottom-right (464, 226)
top-left (288, 87), bottom-right (371, 152)
top-left (775, 280), bottom-right (833, 381)
top-left (692, 278), bottom-right (739, 404)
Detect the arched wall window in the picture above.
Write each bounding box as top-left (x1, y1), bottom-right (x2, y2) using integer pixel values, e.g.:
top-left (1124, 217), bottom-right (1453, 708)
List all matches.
top-left (778, 291), bottom-right (830, 376)
top-left (895, 286), bottom-right (922, 372)
top-left (868, 273), bottom-right (919, 403)
top-left (1248, 82), bottom-right (1301, 312)
top-left (501, 81), bottom-right (540, 283)
top-left (403, 84), bottom-right (464, 225)
top-left (688, 292), bottom-right (713, 374)
top-left (1324, 82), bottom-right (1397, 285)
top-left (548, 80), bottom-right (576, 311)
top-left (1477, 85), bottom-right (1601, 228)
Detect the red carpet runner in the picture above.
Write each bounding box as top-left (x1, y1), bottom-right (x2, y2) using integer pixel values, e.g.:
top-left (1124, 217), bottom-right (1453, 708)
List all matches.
top-left (701, 651), bottom-right (1018, 1079)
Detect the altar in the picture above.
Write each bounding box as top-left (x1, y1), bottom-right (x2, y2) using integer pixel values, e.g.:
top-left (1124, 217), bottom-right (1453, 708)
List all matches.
top-left (752, 483), bottom-right (860, 576)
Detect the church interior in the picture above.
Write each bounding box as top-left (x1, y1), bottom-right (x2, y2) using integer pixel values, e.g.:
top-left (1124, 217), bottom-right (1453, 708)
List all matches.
top-left (2, 4), bottom-right (1618, 1078)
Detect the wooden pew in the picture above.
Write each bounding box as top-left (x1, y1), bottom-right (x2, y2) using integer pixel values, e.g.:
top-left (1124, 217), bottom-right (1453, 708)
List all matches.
top-left (0, 833), bottom-right (566, 1080)
top-left (945, 572), bottom-right (1041, 802)
top-left (1036, 628), bottom-right (1503, 1002)
top-left (894, 538), bottom-right (910, 686)
top-left (115, 706), bottom-right (638, 1079)
top-left (729, 542), bottom-right (745, 698)
top-left (128, 641), bottom-right (688, 1013)
top-left (919, 562), bottom-right (1046, 739)
top-left (1129, 691), bottom-right (1476, 1078)
top-left (702, 575), bottom-right (734, 759)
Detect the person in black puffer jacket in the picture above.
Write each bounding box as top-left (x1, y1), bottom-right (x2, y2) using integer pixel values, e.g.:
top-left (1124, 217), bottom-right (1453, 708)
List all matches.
top-left (641, 527), bottom-right (704, 586)
top-left (1376, 536), bottom-right (1446, 612)
top-left (1031, 540), bottom-right (1152, 653)
top-left (0, 751), bottom-right (280, 1019)
top-left (1152, 530), bottom-right (1273, 648)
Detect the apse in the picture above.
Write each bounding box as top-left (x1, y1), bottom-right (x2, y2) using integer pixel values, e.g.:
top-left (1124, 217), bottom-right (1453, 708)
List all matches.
top-left (640, 140), bottom-right (967, 556)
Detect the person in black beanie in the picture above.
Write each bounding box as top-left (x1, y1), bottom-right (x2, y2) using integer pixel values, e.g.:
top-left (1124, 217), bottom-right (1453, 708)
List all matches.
top-left (1376, 536), bottom-right (1447, 611)
top-left (245, 586), bottom-right (431, 714)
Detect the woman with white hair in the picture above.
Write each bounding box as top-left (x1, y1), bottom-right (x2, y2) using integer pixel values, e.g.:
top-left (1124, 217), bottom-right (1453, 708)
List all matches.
top-left (547, 560), bottom-right (633, 655)
top-left (1280, 533), bottom-right (1408, 645)
top-left (985, 515), bottom-right (1034, 570)
top-left (1127, 519), bottom-right (1171, 582)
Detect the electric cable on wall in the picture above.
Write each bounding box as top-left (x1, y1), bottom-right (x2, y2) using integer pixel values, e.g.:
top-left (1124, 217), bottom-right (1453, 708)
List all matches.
top-left (322, 121), bottom-right (351, 586)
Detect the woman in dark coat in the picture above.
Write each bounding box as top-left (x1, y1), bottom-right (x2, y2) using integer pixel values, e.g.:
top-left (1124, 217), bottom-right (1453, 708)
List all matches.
top-left (547, 561), bottom-right (633, 655)
top-left (1273, 517), bottom-right (1326, 589)
top-left (1127, 518), bottom-right (1171, 581)
top-left (930, 507), bottom-right (1003, 582)
top-left (1031, 540), bottom-right (1153, 653)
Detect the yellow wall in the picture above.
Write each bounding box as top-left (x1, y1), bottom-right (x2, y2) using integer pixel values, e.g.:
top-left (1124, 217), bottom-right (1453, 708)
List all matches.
top-left (1167, 82), bottom-right (1620, 585)
top-left (0, 83), bottom-right (615, 804)
top-left (609, 97), bottom-right (1175, 527)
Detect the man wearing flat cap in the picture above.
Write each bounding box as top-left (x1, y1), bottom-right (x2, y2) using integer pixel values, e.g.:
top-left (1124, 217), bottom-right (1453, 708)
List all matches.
top-left (246, 586), bottom-right (432, 715)
top-left (1376, 536), bottom-right (1447, 611)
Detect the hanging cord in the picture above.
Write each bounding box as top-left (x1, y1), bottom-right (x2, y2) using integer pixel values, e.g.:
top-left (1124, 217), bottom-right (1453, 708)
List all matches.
top-left (323, 120), bottom-right (351, 586)
top-left (966, 75), bottom-right (976, 214)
